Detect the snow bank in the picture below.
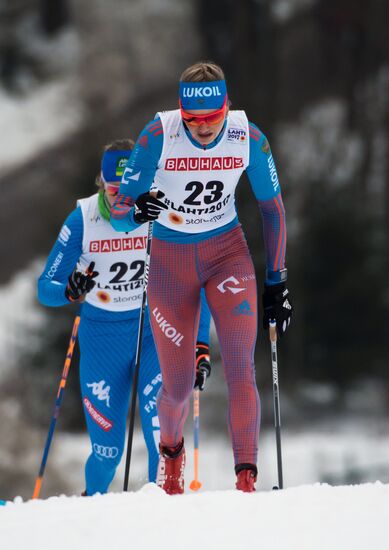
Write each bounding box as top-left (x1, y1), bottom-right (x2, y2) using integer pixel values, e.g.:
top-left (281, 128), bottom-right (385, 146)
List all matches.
top-left (0, 482), bottom-right (388, 550)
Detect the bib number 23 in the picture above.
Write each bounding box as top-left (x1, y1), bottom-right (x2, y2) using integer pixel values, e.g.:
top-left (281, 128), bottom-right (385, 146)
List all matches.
top-left (183, 180), bottom-right (224, 205)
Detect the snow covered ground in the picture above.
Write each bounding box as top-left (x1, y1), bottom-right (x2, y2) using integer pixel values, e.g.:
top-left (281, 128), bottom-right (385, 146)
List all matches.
top-left (2, 401), bottom-right (389, 548)
top-left (1, 482), bottom-right (388, 550)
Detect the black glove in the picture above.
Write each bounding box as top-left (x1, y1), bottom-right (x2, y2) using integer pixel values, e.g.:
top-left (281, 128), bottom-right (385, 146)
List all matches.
top-left (65, 262), bottom-right (99, 302)
top-left (262, 282), bottom-right (293, 337)
top-left (194, 342), bottom-right (211, 391)
top-left (133, 191), bottom-right (168, 224)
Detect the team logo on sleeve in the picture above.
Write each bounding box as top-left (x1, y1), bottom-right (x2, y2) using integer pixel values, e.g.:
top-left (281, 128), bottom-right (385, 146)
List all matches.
top-left (58, 225), bottom-right (71, 247)
top-left (261, 138), bottom-right (270, 155)
top-left (267, 154), bottom-right (280, 192)
top-left (138, 135), bottom-right (148, 148)
top-left (46, 252), bottom-right (64, 279)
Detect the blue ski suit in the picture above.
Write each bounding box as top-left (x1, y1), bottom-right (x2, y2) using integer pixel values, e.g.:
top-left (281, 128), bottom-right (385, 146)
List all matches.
top-left (38, 196), bottom-right (210, 494)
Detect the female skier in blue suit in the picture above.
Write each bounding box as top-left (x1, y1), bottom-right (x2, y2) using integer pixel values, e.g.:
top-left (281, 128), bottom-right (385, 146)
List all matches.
top-left (38, 139), bottom-right (211, 495)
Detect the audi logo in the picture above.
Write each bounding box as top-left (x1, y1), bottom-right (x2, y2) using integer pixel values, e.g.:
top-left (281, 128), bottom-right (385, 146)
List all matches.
top-left (93, 444), bottom-right (119, 459)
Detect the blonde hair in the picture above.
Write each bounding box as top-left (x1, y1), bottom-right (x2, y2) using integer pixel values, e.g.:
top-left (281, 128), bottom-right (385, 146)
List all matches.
top-left (180, 61), bottom-right (225, 83)
top-left (96, 138), bottom-right (135, 190)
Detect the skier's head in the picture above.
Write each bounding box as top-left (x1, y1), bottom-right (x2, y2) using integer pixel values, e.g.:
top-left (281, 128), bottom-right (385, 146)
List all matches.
top-left (179, 61), bottom-right (229, 146)
top-left (96, 138), bottom-right (134, 207)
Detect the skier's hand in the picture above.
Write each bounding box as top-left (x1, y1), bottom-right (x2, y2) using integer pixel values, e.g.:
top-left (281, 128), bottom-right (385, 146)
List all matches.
top-left (262, 282), bottom-right (293, 337)
top-left (194, 342), bottom-right (211, 391)
top-left (134, 191), bottom-right (168, 224)
top-left (65, 262), bottom-right (99, 302)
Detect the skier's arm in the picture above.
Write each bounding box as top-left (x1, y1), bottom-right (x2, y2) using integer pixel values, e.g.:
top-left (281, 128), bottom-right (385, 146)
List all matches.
top-left (37, 208), bottom-right (83, 306)
top-left (110, 118), bottom-right (163, 232)
top-left (246, 123), bottom-right (287, 285)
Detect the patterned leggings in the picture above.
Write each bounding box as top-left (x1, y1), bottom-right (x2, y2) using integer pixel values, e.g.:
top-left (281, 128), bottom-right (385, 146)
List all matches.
top-left (148, 225), bottom-right (260, 466)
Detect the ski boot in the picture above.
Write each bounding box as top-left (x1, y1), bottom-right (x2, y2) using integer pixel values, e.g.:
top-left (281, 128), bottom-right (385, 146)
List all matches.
top-left (235, 464), bottom-right (257, 493)
top-left (157, 439), bottom-right (185, 495)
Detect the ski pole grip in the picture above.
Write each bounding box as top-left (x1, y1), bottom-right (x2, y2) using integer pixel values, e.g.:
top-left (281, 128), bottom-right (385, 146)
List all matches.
top-left (269, 321), bottom-right (277, 343)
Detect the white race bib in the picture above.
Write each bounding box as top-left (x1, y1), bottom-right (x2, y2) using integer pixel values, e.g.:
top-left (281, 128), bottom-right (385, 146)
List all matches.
top-left (154, 110), bottom-right (249, 233)
top-left (77, 194), bottom-right (148, 312)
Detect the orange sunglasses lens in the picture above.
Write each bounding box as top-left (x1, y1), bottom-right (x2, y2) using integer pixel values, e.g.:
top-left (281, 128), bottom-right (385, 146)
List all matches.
top-left (180, 98), bottom-right (227, 127)
top-left (105, 183), bottom-right (119, 196)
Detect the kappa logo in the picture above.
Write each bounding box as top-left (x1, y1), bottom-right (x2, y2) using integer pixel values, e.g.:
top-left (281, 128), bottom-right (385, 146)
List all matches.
top-left (217, 276), bottom-right (246, 294)
top-left (87, 380), bottom-right (111, 407)
top-left (283, 298), bottom-right (292, 310)
top-left (233, 300), bottom-right (254, 316)
top-left (58, 225), bottom-right (71, 247)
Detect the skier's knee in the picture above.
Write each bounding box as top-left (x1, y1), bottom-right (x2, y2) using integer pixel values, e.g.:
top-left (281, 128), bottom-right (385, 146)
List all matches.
top-left (168, 384), bottom-right (193, 405)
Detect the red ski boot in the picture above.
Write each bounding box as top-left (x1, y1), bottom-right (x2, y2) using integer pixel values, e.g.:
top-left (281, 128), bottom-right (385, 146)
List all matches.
top-left (157, 439), bottom-right (186, 495)
top-left (235, 464), bottom-right (257, 493)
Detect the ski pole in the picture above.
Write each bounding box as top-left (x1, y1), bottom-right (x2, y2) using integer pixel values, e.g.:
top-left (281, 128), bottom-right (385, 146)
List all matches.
top-left (123, 220), bottom-right (154, 491)
top-left (269, 321), bottom-right (284, 490)
top-left (32, 315), bottom-right (80, 499)
top-left (189, 389), bottom-right (202, 491)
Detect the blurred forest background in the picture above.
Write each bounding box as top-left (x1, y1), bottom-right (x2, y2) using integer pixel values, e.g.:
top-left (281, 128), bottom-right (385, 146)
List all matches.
top-left (1, 0), bottom-right (389, 500)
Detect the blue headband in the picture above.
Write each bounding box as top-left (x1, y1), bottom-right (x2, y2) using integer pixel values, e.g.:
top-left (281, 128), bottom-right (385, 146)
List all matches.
top-left (101, 150), bottom-right (130, 183)
top-left (179, 80), bottom-right (227, 110)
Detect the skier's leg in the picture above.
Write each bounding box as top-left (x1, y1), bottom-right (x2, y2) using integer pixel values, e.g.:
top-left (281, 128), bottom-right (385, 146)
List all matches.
top-left (201, 227), bottom-right (260, 467)
top-left (147, 238), bottom-right (201, 449)
top-left (79, 317), bottom-right (132, 495)
top-left (137, 316), bottom-right (162, 483)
